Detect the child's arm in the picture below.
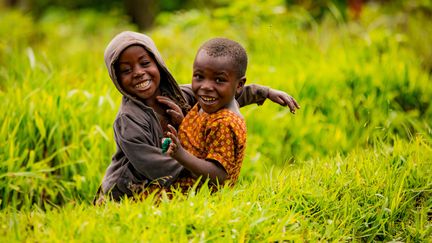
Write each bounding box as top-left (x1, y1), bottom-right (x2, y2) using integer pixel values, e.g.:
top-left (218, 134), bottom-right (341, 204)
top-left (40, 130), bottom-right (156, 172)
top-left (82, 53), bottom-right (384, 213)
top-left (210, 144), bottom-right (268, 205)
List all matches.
top-left (180, 84), bottom-right (300, 113)
top-left (236, 84), bottom-right (300, 113)
top-left (165, 125), bottom-right (228, 184)
top-left (113, 115), bottom-right (184, 186)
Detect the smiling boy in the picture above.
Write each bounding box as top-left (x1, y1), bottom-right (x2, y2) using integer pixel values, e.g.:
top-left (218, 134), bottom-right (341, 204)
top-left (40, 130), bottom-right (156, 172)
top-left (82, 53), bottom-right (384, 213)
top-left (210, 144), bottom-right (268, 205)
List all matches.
top-left (165, 38), bottom-right (251, 189)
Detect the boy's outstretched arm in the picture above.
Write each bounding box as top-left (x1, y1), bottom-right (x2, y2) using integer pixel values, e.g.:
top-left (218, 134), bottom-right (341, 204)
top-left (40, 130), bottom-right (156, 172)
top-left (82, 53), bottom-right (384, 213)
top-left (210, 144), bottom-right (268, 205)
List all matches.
top-left (235, 84), bottom-right (300, 113)
top-left (180, 84), bottom-right (300, 113)
top-left (165, 125), bottom-right (227, 184)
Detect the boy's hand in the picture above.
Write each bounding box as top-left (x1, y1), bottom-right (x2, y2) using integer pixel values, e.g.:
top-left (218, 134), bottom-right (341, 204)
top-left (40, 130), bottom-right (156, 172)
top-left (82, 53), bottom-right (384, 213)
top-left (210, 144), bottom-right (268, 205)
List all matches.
top-left (267, 89), bottom-right (300, 114)
top-left (156, 96), bottom-right (184, 126)
top-left (166, 124), bottom-right (181, 157)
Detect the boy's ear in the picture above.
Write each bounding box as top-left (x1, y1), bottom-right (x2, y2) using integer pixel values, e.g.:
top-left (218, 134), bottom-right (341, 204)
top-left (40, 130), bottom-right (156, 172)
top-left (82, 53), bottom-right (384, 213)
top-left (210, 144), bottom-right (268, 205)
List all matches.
top-left (236, 76), bottom-right (246, 95)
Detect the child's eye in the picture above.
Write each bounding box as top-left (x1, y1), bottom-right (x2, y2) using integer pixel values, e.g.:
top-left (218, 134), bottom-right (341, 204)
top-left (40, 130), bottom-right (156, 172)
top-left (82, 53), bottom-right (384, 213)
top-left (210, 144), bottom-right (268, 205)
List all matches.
top-left (120, 68), bottom-right (131, 74)
top-left (193, 74), bottom-right (203, 80)
top-left (215, 78), bottom-right (225, 83)
top-left (140, 61), bottom-right (150, 66)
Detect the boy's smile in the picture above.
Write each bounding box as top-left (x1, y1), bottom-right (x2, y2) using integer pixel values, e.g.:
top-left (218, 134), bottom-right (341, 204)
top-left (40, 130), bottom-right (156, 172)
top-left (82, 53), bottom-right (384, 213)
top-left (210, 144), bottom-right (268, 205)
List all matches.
top-left (192, 50), bottom-right (245, 114)
top-left (117, 45), bottom-right (161, 103)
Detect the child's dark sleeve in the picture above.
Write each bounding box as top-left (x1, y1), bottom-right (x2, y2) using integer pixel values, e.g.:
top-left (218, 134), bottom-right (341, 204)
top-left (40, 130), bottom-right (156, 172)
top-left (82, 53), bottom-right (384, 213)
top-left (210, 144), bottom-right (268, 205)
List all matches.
top-left (114, 114), bottom-right (184, 185)
top-left (180, 84), bottom-right (269, 107)
top-left (235, 84), bottom-right (269, 106)
top-left (180, 84), bottom-right (197, 106)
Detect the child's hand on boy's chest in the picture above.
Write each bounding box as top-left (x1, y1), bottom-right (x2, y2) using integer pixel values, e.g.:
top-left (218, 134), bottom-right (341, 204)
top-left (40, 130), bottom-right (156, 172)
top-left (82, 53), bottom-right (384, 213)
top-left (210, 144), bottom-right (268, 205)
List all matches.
top-left (156, 96), bottom-right (184, 126)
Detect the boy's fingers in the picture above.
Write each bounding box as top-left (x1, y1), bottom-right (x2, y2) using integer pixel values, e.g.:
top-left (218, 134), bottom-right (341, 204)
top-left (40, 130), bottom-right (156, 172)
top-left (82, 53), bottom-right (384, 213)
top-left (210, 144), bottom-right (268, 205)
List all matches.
top-left (170, 142), bottom-right (177, 151)
top-left (167, 125), bottom-right (178, 137)
top-left (271, 92), bottom-right (300, 113)
top-left (167, 143), bottom-right (178, 156)
top-left (284, 98), bottom-right (296, 113)
top-left (273, 96), bottom-right (286, 106)
top-left (281, 95), bottom-right (292, 106)
top-left (283, 96), bottom-right (300, 113)
top-left (291, 97), bottom-right (300, 109)
top-left (166, 132), bottom-right (175, 143)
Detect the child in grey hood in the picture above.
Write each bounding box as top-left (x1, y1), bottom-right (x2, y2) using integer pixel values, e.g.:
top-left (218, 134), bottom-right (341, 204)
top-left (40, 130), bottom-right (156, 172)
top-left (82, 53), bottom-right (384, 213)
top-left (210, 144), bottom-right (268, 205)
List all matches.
top-left (94, 31), bottom-right (300, 203)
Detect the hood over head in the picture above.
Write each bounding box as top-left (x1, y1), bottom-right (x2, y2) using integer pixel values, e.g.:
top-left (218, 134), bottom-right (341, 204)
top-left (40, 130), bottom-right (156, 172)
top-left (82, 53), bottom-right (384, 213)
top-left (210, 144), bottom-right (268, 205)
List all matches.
top-left (104, 31), bottom-right (189, 111)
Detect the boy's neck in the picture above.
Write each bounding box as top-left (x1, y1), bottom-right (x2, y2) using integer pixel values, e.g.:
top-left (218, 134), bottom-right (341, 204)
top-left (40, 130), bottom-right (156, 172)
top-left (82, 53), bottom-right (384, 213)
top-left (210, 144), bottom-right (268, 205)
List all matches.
top-left (199, 98), bottom-right (242, 117)
top-left (226, 99), bottom-right (242, 117)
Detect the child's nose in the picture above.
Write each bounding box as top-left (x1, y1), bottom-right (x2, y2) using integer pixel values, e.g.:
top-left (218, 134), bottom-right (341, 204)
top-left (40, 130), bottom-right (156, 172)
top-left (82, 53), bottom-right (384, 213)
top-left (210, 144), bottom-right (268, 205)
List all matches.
top-left (200, 80), bottom-right (214, 91)
top-left (133, 67), bottom-right (145, 77)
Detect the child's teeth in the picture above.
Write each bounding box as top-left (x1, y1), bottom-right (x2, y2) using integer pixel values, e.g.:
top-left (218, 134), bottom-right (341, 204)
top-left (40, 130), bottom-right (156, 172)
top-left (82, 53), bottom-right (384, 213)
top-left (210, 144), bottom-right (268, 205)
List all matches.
top-left (202, 97), bottom-right (215, 101)
top-left (135, 80), bottom-right (150, 88)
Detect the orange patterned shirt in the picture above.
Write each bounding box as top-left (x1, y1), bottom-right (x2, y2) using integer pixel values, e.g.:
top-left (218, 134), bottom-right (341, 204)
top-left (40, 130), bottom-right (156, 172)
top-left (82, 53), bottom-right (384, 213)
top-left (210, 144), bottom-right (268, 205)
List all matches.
top-left (172, 104), bottom-right (247, 190)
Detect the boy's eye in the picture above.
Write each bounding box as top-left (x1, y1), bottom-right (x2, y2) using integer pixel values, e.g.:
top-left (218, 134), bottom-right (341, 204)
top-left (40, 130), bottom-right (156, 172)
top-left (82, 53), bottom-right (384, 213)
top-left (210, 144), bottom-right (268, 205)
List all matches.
top-left (193, 74), bottom-right (203, 80)
top-left (215, 78), bottom-right (226, 83)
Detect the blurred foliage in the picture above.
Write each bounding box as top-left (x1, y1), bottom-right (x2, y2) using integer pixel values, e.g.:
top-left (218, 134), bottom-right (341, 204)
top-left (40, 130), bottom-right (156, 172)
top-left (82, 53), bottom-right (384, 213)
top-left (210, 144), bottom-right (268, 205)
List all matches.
top-left (285, 0), bottom-right (349, 20)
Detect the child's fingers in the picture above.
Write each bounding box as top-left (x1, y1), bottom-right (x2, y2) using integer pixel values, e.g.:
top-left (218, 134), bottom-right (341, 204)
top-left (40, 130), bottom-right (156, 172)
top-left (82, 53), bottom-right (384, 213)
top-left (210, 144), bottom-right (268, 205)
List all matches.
top-left (166, 130), bottom-right (180, 146)
top-left (170, 142), bottom-right (177, 151)
top-left (279, 94), bottom-right (290, 105)
top-left (167, 124), bottom-right (178, 137)
top-left (285, 97), bottom-right (297, 114)
top-left (167, 109), bottom-right (183, 122)
top-left (291, 96), bottom-right (300, 109)
top-left (280, 95), bottom-right (300, 114)
top-left (166, 142), bottom-right (177, 156)
top-left (166, 132), bottom-right (175, 142)
top-left (157, 96), bottom-right (182, 112)
top-left (274, 96), bottom-right (286, 106)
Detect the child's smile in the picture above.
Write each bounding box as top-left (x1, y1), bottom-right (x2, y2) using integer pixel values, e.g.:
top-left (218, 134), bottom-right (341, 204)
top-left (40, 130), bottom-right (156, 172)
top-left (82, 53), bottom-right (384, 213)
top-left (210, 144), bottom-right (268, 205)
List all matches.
top-left (199, 95), bottom-right (217, 105)
top-left (134, 79), bottom-right (151, 90)
top-left (117, 45), bottom-right (161, 103)
top-left (192, 50), bottom-right (244, 114)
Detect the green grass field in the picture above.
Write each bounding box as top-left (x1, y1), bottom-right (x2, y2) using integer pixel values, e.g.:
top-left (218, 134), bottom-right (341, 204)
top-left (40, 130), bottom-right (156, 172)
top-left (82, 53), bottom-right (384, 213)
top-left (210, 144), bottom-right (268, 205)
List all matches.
top-left (1, 1), bottom-right (431, 241)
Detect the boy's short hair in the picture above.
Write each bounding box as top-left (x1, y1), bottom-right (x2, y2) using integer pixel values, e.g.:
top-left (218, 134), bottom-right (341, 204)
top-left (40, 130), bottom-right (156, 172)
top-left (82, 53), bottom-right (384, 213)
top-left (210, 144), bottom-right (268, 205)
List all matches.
top-left (198, 38), bottom-right (247, 78)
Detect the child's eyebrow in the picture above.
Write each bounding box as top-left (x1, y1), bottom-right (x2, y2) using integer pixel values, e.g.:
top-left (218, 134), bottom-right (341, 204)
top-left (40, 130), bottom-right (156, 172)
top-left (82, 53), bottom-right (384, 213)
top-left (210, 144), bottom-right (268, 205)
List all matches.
top-left (215, 71), bottom-right (229, 76)
top-left (139, 53), bottom-right (152, 60)
top-left (118, 54), bottom-right (150, 65)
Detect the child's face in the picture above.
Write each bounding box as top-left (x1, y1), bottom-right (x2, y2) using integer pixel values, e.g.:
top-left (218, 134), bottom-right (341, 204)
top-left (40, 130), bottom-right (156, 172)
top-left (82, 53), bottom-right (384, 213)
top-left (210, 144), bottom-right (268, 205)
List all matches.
top-left (192, 50), bottom-right (245, 114)
top-left (117, 45), bottom-right (161, 102)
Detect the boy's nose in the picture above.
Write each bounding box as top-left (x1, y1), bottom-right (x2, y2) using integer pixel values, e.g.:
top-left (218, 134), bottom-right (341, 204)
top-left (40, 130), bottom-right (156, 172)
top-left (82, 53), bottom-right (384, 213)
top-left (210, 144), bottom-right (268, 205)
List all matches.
top-left (200, 80), bottom-right (214, 91)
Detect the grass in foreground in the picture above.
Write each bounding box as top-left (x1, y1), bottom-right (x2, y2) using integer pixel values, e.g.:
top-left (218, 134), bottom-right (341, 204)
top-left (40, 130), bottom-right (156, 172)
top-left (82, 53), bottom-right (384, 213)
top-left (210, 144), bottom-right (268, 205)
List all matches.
top-left (1, 138), bottom-right (431, 242)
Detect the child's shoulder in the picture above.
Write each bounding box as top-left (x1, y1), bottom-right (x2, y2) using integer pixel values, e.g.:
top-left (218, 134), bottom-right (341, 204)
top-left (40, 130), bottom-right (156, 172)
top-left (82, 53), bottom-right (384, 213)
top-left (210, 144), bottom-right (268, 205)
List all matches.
top-left (208, 108), bottom-right (245, 129)
top-left (214, 107), bottom-right (243, 119)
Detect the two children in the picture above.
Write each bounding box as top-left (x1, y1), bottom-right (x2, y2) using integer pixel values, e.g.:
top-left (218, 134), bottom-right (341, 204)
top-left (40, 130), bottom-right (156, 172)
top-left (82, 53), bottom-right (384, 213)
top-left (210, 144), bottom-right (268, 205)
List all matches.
top-left (95, 31), bottom-right (299, 203)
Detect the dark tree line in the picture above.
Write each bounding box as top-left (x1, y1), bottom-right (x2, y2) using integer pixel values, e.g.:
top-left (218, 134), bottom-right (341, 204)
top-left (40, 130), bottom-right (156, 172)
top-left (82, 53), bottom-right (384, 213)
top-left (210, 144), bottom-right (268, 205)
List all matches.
top-left (4, 0), bottom-right (428, 30)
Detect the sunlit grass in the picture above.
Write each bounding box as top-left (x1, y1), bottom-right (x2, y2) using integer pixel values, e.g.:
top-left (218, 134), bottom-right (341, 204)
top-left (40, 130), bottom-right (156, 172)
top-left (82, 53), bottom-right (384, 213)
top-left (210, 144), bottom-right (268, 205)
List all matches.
top-left (1, 138), bottom-right (431, 241)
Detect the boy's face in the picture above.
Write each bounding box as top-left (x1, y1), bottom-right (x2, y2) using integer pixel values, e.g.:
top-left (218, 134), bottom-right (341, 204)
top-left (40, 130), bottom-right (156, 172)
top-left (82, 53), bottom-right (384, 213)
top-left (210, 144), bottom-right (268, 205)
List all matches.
top-left (192, 50), bottom-right (245, 114)
top-left (117, 45), bottom-right (161, 102)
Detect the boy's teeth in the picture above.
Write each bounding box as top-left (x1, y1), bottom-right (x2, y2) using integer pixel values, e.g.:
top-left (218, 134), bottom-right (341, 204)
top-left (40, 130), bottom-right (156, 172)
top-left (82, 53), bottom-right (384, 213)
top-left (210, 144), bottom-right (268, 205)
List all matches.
top-left (202, 96), bottom-right (216, 101)
top-left (135, 80), bottom-right (150, 88)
